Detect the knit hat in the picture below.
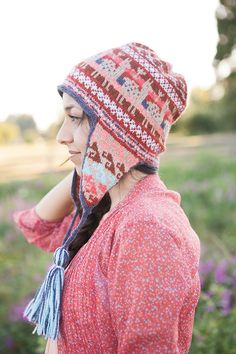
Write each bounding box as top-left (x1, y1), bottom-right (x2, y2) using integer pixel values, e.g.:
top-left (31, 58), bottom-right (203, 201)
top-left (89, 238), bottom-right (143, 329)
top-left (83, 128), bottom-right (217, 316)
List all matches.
top-left (23, 42), bottom-right (187, 339)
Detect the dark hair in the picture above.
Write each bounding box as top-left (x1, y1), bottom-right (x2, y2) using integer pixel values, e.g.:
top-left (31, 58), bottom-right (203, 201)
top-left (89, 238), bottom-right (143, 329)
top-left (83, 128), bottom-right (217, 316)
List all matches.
top-left (68, 164), bottom-right (158, 260)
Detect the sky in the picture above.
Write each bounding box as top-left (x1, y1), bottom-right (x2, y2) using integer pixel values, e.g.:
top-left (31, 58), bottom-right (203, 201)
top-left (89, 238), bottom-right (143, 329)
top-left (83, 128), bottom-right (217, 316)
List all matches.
top-left (0, 0), bottom-right (219, 131)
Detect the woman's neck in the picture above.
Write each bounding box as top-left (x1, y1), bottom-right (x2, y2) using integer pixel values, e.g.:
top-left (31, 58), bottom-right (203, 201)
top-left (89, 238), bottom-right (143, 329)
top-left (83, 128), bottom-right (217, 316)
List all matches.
top-left (108, 170), bottom-right (147, 211)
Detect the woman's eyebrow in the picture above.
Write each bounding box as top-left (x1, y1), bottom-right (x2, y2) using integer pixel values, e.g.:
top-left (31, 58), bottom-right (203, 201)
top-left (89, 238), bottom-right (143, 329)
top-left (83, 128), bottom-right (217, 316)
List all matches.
top-left (64, 105), bottom-right (83, 114)
top-left (64, 105), bottom-right (76, 111)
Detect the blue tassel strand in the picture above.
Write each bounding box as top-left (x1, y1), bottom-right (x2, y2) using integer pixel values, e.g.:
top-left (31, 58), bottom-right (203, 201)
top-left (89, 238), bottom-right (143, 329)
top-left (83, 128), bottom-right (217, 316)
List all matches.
top-left (23, 207), bottom-right (91, 340)
top-left (23, 247), bottom-right (69, 340)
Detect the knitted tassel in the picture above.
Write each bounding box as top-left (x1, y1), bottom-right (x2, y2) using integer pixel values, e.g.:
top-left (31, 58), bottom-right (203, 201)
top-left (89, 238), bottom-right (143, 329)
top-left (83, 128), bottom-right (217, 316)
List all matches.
top-left (23, 207), bottom-right (90, 340)
top-left (23, 247), bottom-right (70, 340)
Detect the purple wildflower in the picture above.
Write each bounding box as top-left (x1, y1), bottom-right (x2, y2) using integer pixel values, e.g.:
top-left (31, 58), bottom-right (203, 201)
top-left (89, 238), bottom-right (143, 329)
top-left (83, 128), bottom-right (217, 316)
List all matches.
top-left (198, 259), bottom-right (215, 288)
top-left (205, 290), bottom-right (213, 298)
top-left (232, 269), bottom-right (236, 289)
top-left (222, 307), bottom-right (231, 315)
top-left (199, 259), bottom-right (215, 275)
top-left (220, 289), bottom-right (232, 314)
top-left (231, 253), bottom-right (236, 264)
top-left (8, 298), bottom-right (30, 322)
top-left (214, 259), bottom-right (229, 284)
top-left (5, 336), bottom-right (14, 348)
top-left (206, 304), bottom-right (215, 312)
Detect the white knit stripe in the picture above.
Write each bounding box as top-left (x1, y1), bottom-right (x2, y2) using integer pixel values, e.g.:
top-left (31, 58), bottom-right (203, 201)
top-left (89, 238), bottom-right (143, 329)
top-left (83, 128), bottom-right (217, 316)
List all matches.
top-left (100, 108), bottom-right (161, 162)
top-left (63, 78), bottom-right (162, 165)
top-left (67, 68), bottom-right (163, 154)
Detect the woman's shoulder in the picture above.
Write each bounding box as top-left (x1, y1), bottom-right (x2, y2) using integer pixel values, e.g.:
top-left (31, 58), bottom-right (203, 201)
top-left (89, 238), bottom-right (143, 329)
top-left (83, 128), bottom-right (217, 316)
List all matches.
top-left (119, 187), bottom-right (181, 227)
top-left (115, 185), bottom-right (199, 250)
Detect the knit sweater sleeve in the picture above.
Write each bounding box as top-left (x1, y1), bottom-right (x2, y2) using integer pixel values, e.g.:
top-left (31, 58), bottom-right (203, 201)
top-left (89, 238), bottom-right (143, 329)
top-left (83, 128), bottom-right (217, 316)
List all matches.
top-left (107, 217), bottom-right (194, 354)
top-left (12, 207), bottom-right (80, 253)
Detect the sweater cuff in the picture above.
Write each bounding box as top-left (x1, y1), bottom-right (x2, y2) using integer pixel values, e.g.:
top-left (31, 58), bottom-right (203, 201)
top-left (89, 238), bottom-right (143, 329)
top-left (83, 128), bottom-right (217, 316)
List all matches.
top-left (12, 207), bottom-right (64, 235)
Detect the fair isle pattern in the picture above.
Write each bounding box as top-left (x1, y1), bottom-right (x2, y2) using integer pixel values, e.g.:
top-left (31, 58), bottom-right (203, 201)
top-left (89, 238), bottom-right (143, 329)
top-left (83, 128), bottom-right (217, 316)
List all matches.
top-left (58, 42), bottom-right (187, 209)
top-left (86, 58), bottom-right (172, 141)
top-left (82, 124), bottom-right (139, 206)
top-left (63, 69), bottom-right (162, 153)
top-left (60, 78), bottom-right (158, 207)
top-left (121, 44), bottom-right (187, 117)
top-left (61, 79), bottom-right (159, 165)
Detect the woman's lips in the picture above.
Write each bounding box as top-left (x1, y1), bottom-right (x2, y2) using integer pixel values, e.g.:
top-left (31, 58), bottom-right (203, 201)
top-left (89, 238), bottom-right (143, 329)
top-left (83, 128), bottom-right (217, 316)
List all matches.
top-left (59, 151), bottom-right (81, 167)
top-left (68, 150), bottom-right (80, 154)
top-left (68, 151), bottom-right (81, 161)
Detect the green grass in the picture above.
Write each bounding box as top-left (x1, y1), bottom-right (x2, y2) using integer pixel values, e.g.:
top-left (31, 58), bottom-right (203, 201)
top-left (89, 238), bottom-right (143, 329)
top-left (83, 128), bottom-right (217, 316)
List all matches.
top-left (0, 150), bottom-right (235, 352)
top-left (160, 151), bottom-right (236, 260)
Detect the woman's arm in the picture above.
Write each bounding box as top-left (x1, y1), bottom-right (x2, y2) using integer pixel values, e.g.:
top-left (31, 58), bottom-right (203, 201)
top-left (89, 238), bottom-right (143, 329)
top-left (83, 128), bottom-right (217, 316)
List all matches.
top-left (13, 207), bottom-right (80, 252)
top-left (35, 170), bottom-right (75, 222)
top-left (108, 217), bottom-right (196, 353)
top-left (13, 170), bottom-right (81, 252)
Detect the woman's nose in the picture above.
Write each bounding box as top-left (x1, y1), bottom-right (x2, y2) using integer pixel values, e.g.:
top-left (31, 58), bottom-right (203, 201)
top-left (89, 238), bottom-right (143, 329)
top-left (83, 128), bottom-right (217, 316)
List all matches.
top-left (56, 121), bottom-right (74, 145)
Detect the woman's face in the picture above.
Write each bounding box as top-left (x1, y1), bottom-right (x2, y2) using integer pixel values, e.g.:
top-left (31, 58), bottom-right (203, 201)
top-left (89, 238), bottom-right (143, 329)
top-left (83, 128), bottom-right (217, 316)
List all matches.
top-left (56, 93), bottom-right (90, 176)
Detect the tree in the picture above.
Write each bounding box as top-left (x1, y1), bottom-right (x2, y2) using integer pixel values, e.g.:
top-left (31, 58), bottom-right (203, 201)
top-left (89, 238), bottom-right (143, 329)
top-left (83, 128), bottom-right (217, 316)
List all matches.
top-left (6, 114), bottom-right (37, 133)
top-left (214, 0), bottom-right (236, 66)
top-left (171, 88), bottom-right (220, 135)
top-left (214, 0), bottom-right (236, 65)
top-left (5, 114), bottom-right (40, 142)
top-left (0, 122), bottom-right (21, 144)
top-left (214, 0), bottom-right (236, 79)
top-left (213, 0), bottom-right (236, 131)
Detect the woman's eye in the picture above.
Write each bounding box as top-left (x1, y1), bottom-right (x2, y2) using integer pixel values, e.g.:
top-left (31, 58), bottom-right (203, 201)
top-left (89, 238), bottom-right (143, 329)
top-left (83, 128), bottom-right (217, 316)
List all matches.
top-left (68, 115), bottom-right (82, 123)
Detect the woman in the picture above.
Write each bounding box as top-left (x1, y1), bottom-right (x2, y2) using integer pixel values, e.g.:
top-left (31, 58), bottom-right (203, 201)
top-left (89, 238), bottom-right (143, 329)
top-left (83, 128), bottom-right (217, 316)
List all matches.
top-left (13, 42), bottom-right (201, 353)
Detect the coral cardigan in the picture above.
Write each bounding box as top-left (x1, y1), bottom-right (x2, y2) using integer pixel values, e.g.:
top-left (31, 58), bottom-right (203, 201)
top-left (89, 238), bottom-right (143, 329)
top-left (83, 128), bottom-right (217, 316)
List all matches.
top-left (13, 173), bottom-right (201, 354)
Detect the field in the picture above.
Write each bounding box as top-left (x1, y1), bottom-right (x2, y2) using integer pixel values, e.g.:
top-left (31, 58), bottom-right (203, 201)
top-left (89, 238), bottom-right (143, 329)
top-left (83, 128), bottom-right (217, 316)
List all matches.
top-left (1, 132), bottom-right (235, 182)
top-left (0, 133), bottom-right (236, 353)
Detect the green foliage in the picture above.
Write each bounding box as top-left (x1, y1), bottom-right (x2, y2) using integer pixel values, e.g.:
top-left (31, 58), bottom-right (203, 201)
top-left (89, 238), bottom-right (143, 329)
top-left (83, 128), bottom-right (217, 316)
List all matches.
top-left (173, 88), bottom-right (222, 136)
top-left (185, 112), bottom-right (219, 134)
top-left (6, 114), bottom-right (37, 133)
top-left (215, 72), bottom-right (236, 130)
top-left (0, 122), bottom-right (21, 144)
top-left (5, 114), bottom-right (40, 143)
top-left (174, 82), bottom-right (236, 135)
top-left (160, 153), bottom-right (236, 259)
top-left (191, 307), bottom-right (236, 353)
top-left (174, 2), bottom-right (236, 137)
top-left (190, 254), bottom-right (236, 353)
top-left (212, 1), bottom-right (236, 133)
top-left (0, 173), bottom-right (67, 352)
top-left (0, 322), bottom-right (45, 354)
top-left (215, 0), bottom-right (236, 62)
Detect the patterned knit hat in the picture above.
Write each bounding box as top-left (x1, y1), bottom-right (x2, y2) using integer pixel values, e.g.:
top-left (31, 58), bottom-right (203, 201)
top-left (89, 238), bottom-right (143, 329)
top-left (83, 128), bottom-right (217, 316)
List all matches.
top-left (23, 42), bottom-right (187, 339)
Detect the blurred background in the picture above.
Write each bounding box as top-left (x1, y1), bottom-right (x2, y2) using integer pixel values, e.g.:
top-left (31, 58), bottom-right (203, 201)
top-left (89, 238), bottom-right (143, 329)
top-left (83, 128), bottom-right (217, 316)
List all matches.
top-left (0, 0), bottom-right (236, 352)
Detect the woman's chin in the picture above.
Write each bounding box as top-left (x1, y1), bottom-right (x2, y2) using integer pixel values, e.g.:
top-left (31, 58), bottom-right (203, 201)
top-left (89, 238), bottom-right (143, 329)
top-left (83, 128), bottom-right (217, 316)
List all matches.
top-left (75, 166), bottom-right (81, 176)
